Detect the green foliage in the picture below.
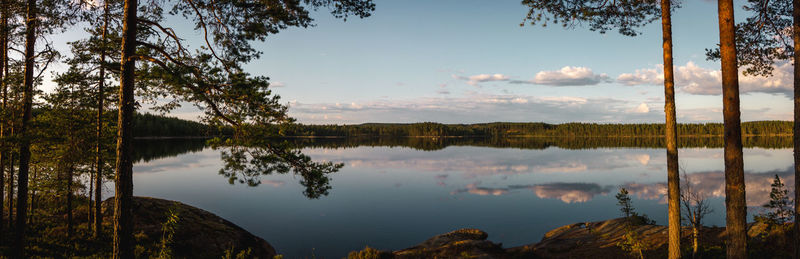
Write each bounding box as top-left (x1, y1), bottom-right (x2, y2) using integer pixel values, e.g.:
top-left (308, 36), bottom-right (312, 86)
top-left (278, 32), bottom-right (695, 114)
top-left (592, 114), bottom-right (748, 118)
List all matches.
top-left (521, 0), bottom-right (670, 37)
top-left (754, 174), bottom-right (794, 227)
top-left (616, 230), bottom-right (648, 259)
top-left (614, 187), bottom-right (651, 258)
top-left (212, 131), bottom-right (344, 198)
top-left (157, 206), bottom-right (181, 259)
top-left (706, 0), bottom-right (792, 76)
top-left (347, 246), bottom-right (388, 259)
top-left (222, 246), bottom-right (252, 259)
top-left (616, 187), bottom-right (634, 218)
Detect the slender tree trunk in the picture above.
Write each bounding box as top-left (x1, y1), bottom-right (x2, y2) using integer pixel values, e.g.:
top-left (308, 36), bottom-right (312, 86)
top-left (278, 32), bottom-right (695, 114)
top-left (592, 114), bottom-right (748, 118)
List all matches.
top-left (0, 7), bottom-right (6, 237)
top-left (793, 0), bottom-right (800, 258)
top-left (692, 225), bottom-right (699, 258)
top-left (95, 0), bottom-right (109, 238)
top-left (0, 0), bottom-right (6, 240)
top-left (114, 0), bottom-right (138, 256)
top-left (7, 152), bottom-right (12, 230)
top-left (66, 165), bottom-right (74, 240)
top-left (0, 16), bottom-right (6, 239)
top-left (28, 166), bottom-right (34, 226)
top-left (717, 1), bottom-right (747, 258)
top-left (88, 165), bottom-right (94, 232)
top-left (13, 0), bottom-right (37, 254)
top-left (661, 1), bottom-right (681, 258)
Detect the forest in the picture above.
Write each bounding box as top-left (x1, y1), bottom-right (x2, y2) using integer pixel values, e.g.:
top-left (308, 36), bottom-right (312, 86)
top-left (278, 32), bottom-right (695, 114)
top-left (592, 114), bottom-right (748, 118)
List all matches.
top-left (132, 113), bottom-right (231, 138)
top-left (281, 121), bottom-right (795, 138)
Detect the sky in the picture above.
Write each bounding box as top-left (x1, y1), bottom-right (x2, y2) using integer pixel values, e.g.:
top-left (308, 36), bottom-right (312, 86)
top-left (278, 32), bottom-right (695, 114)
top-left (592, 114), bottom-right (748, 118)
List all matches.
top-left (51, 0), bottom-right (796, 124)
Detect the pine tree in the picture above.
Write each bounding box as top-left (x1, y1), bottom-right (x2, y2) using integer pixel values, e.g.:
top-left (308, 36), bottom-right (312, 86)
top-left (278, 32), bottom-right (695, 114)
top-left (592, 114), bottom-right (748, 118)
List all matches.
top-left (755, 174), bottom-right (793, 226)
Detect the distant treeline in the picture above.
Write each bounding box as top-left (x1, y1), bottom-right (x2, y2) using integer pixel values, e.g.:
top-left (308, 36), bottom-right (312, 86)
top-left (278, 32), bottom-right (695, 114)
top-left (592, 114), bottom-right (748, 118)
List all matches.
top-left (279, 121), bottom-right (793, 137)
top-left (133, 113), bottom-right (233, 137)
top-left (283, 136), bottom-right (793, 151)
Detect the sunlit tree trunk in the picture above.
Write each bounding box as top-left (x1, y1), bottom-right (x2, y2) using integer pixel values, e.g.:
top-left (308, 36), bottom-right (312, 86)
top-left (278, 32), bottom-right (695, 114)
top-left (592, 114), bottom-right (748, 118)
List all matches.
top-left (0, 0), bottom-right (6, 241)
top-left (692, 224), bottom-right (699, 258)
top-left (28, 166), bottom-right (34, 226)
top-left (13, 0), bottom-right (37, 254)
top-left (114, 0), bottom-right (137, 256)
top-left (661, 1), bottom-right (681, 258)
top-left (88, 166), bottom-right (94, 232)
top-left (793, 0), bottom-right (800, 257)
top-left (66, 165), bottom-right (74, 240)
top-left (717, 1), bottom-right (747, 258)
top-left (95, 0), bottom-right (109, 238)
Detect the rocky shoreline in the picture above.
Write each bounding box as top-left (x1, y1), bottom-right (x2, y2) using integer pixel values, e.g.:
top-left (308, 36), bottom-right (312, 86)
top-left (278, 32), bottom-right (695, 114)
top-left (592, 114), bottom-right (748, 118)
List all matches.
top-left (133, 197), bottom-right (791, 258)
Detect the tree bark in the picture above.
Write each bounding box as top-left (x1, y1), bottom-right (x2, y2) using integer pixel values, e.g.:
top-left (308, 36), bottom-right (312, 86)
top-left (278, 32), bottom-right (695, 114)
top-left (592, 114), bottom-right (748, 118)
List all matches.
top-left (717, 1), bottom-right (747, 258)
top-left (7, 152), bottom-right (12, 229)
top-left (95, 0), bottom-right (109, 238)
top-left (88, 165), bottom-right (94, 232)
top-left (13, 0), bottom-right (37, 254)
top-left (0, 0), bottom-right (6, 240)
top-left (114, 0), bottom-right (137, 256)
top-left (66, 165), bottom-right (74, 240)
top-left (792, 0), bottom-right (800, 258)
top-left (28, 167), bottom-right (34, 226)
top-left (661, 1), bottom-right (681, 258)
top-left (692, 226), bottom-right (699, 258)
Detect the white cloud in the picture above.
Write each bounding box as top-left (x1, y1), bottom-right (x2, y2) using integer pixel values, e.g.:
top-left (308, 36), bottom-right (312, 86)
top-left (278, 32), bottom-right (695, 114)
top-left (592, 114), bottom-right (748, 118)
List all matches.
top-left (617, 65), bottom-right (664, 85)
top-left (631, 102), bottom-right (650, 113)
top-left (513, 66), bottom-right (611, 86)
top-left (289, 94), bottom-right (662, 124)
top-left (619, 61), bottom-right (793, 96)
top-left (271, 81), bottom-right (286, 87)
top-left (453, 73), bottom-right (510, 85)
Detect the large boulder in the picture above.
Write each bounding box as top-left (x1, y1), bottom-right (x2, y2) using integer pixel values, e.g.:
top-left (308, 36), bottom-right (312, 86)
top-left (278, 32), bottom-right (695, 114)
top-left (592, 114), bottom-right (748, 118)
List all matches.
top-left (103, 197), bottom-right (276, 258)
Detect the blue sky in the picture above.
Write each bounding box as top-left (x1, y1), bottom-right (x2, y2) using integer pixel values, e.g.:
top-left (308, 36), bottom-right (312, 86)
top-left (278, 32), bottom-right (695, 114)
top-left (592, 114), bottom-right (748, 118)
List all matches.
top-left (51, 0), bottom-right (796, 124)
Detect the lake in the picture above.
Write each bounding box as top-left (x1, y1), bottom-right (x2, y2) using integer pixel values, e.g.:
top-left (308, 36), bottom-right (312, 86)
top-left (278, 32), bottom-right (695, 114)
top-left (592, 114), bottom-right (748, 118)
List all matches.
top-left (129, 137), bottom-right (795, 258)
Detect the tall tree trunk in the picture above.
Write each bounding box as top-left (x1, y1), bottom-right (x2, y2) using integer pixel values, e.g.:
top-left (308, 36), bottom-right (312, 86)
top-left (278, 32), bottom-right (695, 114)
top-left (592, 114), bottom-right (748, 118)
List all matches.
top-left (66, 165), bottom-right (74, 240)
top-left (95, 0), bottom-right (109, 238)
top-left (114, 0), bottom-right (138, 256)
top-left (88, 165), bottom-right (94, 232)
top-left (692, 226), bottom-right (699, 258)
top-left (7, 152), bottom-right (12, 229)
top-left (28, 166), bottom-right (34, 226)
top-left (0, 0), bottom-right (6, 240)
top-left (13, 0), bottom-right (37, 254)
top-left (717, 1), bottom-right (747, 258)
top-left (0, 8), bottom-right (7, 237)
top-left (792, 0), bottom-right (800, 257)
top-left (661, 1), bottom-right (681, 258)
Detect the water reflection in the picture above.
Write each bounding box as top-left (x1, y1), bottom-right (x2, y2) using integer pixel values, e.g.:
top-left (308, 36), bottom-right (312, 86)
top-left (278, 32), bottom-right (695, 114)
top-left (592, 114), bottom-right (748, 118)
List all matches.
top-left (132, 137), bottom-right (795, 258)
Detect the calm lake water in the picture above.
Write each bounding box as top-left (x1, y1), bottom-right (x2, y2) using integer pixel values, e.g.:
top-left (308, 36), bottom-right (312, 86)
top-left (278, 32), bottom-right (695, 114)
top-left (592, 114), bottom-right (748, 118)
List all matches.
top-left (129, 138), bottom-right (795, 258)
